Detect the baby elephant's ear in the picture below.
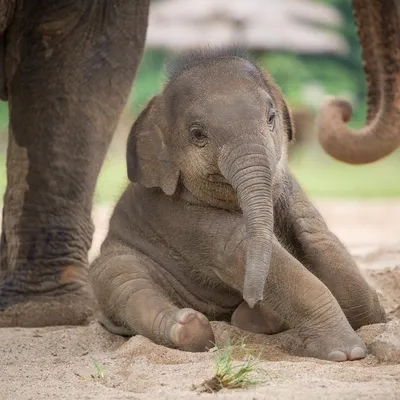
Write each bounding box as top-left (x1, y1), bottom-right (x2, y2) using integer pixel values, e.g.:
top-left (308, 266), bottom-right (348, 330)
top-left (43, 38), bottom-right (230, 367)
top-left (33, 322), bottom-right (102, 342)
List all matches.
top-left (281, 98), bottom-right (295, 142)
top-left (126, 96), bottom-right (179, 195)
top-left (263, 70), bottom-right (295, 142)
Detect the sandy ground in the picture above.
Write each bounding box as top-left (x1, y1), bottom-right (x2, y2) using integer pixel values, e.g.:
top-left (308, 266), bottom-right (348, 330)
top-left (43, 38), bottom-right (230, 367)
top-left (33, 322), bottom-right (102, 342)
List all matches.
top-left (1, 199), bottom-right (400, 400)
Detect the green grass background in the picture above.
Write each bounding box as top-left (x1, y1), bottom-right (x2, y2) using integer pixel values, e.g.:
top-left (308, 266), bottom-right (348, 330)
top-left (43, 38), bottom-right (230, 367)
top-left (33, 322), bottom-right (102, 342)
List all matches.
top-left (1, 146), bottom-right (398, 206)
top-left (95, 149), bottom-right (400, 203)
top-left (90, 148), bottom-right (400, 203)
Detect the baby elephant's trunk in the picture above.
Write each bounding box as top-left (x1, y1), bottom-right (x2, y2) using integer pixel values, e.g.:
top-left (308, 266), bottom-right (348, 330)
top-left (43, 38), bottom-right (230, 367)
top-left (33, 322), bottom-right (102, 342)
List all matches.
top-left (219, 143), bottom-right (274, 308)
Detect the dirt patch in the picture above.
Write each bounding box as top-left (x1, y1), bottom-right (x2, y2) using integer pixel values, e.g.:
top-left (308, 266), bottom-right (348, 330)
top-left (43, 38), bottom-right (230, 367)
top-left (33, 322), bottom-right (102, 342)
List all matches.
top-left (1, 199), bottom-right (400, 399)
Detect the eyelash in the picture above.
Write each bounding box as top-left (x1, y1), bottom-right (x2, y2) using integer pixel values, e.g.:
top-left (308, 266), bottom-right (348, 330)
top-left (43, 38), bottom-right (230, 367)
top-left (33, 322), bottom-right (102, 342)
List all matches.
top-left (268, 108), bottom-right (276, 127)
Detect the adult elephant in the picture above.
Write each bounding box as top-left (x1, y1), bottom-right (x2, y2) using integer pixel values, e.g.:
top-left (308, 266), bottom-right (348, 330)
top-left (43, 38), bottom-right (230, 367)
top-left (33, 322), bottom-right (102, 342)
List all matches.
top-left (0, 0), bottom-right (150, 327)
top-left (0, 0), bottom-right (398, 328)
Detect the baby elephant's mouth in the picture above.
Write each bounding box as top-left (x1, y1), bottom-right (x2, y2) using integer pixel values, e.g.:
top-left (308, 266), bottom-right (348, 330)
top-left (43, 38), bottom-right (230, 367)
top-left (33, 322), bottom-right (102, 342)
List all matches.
top-left (208, 174), bottom-right (229, 184)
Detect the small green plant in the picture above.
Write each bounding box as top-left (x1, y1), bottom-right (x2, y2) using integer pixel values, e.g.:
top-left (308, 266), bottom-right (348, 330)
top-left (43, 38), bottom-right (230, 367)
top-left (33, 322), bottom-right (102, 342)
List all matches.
top-left (92, 359), bottom-right (105, 380)
top-left (195, 338), bottom-right (266, 393)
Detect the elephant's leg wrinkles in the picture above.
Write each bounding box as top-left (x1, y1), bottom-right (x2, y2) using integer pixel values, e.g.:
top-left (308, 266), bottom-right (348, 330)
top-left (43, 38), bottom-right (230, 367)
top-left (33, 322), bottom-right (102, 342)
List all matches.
top-left (0, 0), bottom-right (150, 327)
top-left (90, 252), bottom-right (215, 352)
top-left (222, 233), bottom-right (367, 361)
top-left (279, 177), bottom-right (386, 329)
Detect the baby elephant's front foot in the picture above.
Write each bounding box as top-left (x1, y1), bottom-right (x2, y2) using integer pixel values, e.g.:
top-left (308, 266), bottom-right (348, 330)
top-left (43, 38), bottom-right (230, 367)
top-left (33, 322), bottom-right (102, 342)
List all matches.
top-left (298, 315), bottom-right (367, 362)
top-left (168, 308), bottom-right (215, 352)
top-left (327, 345), bottom-right (366, 362)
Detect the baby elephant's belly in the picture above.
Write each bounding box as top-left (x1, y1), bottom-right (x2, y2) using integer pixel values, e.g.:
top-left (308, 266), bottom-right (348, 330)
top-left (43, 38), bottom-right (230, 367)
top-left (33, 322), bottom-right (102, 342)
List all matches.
top-left (153, 262), bottom-right (243, 321)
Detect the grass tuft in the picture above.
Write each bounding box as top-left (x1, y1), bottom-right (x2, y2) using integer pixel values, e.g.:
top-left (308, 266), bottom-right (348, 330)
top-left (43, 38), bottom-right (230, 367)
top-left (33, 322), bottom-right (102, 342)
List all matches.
top-left (195, 338), bottom-right (266, 393)
top-left (92, 359), bottom-right (105, 380)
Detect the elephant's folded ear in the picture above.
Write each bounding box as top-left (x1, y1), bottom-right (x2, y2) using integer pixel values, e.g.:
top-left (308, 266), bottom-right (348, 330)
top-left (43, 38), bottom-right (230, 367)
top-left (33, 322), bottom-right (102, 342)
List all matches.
top-left (281, 98), bottom-right (295, 142)
top-left (261, 70), bottom-right (295, 142)
top-left (126, 96), bottom-right (180, 196)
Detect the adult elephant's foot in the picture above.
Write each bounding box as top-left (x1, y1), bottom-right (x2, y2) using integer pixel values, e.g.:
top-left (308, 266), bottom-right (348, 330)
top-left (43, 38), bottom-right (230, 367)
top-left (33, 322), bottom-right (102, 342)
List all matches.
top-left (167, 308), bottom-right (215, 352)
top-left (0, 264), bottom-right (96, 327)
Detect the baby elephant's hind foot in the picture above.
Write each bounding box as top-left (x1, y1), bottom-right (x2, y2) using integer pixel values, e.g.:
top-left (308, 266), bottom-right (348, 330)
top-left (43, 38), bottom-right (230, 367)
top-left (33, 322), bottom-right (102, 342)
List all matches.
top-left (168, 308), bottom-right (215, 352)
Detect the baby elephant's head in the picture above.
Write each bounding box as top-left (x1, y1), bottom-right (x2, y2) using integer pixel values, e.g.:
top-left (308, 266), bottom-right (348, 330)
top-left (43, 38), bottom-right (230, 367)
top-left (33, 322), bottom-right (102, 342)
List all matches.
top-left (127, 48), bottom-right (294, 308)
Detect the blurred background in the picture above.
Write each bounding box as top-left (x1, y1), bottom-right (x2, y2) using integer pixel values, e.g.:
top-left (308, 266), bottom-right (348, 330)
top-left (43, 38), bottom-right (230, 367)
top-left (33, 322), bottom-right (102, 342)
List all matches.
top-left (0, 0), bottom-right (399, 205)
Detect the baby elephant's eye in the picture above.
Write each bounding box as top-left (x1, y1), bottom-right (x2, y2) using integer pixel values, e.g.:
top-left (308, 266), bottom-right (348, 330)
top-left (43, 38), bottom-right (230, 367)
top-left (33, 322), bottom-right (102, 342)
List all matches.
top-left (190, 124), bottom-right (208, 147)
top-left (267, 108), bottom-right (276, 129)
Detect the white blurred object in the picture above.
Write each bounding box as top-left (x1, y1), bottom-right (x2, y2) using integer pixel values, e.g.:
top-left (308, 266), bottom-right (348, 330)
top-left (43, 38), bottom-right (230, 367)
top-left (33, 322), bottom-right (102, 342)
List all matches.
top-left (147, 0), bottom-right (347, 55)
top-left (301, 83), bottom-right (358, 111)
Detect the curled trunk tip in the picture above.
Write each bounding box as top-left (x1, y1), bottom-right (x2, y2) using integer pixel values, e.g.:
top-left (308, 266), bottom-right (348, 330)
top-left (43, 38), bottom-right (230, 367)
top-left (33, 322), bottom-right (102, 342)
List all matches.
top-left (317, 0), bottom-right (400, 164)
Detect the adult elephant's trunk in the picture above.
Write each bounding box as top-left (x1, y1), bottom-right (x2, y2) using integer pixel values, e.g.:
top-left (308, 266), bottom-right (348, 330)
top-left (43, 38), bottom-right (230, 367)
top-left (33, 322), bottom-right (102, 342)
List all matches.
top-left (317, 0), bottom-right (400, 164)
top-left (219, 143), bottom-right (274, 308)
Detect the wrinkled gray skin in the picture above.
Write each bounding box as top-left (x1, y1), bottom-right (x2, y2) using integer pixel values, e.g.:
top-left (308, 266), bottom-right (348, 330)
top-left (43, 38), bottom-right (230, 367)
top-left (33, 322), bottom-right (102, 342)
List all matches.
top-left (90, 50), bottom-right (386, 362)
top-left (0, 0), bottom-right (150, 326)
top-left (318, 0), bottom-right (400, 163)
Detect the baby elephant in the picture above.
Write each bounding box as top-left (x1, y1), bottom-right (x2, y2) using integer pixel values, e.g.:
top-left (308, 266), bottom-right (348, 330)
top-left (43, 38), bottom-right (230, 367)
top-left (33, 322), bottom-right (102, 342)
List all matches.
top-left (90, 48), bottom-right (386, 361)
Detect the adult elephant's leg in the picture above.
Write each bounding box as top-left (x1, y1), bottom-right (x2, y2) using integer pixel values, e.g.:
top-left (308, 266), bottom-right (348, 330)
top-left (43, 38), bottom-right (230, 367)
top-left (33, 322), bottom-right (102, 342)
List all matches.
top-left (0, 0), bottom-right (150, 326)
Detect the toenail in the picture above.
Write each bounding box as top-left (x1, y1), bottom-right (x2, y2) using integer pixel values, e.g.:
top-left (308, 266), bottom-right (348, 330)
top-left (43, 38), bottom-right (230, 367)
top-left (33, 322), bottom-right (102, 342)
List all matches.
top-left (171, 323), bottom-right (187, 342)
top-left (328, 350), bottom-right (347, 362)
top-left (176, 309), bottom-right (195, 324)
top-left (350, 346), bottom-right (366, 360)
top-left (198, 314), bottom-right (209, 326)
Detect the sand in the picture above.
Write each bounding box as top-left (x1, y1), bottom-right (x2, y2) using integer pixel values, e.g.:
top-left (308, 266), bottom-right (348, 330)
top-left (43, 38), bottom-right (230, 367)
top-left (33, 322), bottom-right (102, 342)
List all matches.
top-left (1, 199), bottom-right (400, 400)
